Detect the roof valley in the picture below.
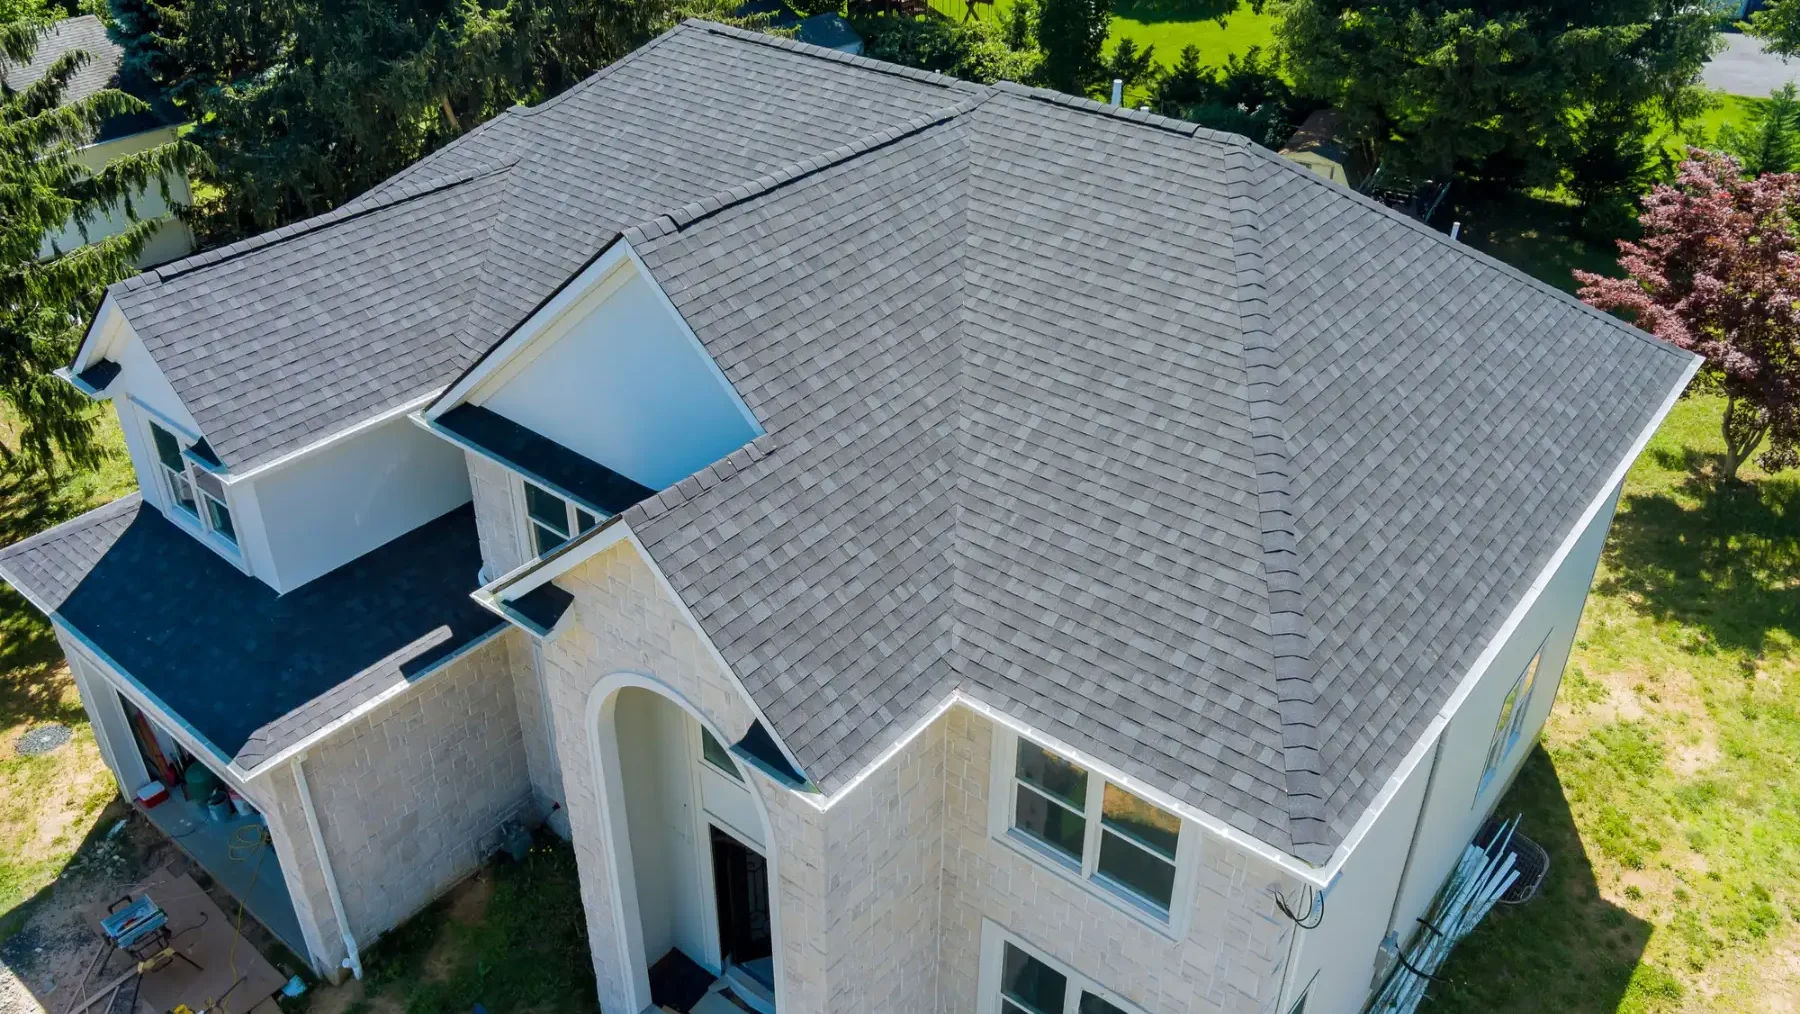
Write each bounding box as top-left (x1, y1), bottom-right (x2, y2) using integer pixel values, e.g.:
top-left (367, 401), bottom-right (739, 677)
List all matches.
top-left (1227, 143), bottom-right (1331, 862)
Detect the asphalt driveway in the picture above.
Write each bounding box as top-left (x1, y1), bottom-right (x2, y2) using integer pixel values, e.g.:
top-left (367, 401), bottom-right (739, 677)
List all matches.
top-left (1704, 32), bottom-right (1800, 97)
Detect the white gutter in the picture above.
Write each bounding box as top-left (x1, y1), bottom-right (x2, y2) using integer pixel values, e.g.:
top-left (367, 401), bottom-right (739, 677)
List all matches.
top-left (293, 754), bottom-right (363, 980)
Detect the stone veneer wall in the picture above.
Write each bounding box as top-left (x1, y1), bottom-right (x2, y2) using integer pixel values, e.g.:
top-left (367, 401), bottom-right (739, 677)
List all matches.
top-left (256, 631), bottom-right (533, 971)
top-left (536, 537), bottom-right (1304, 1014)
top-left (937, 706), bottom-right (1301, 1014)
top-left (465, 449), bottom-right (568, 827)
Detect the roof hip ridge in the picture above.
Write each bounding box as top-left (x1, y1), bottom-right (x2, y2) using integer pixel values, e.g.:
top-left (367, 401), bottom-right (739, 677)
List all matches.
top-left (121, 159), bottom-right (517, 290)
top-left (622, 97), bottom-right (983, 242)
top-left (1227, 142), bottom-right (1331, 863)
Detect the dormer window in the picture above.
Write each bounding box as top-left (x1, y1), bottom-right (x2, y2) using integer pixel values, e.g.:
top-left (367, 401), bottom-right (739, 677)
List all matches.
top-left (523, 480), bottom-right (597, 557)
top-left (149, 421), bottom-right (236, 548)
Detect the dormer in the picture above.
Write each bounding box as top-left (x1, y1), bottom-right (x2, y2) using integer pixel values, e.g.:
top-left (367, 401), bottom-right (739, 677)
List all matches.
top-left (69, 298), bottom-right (472, 593)
top-left (423, 240), bottom-right (759, 577)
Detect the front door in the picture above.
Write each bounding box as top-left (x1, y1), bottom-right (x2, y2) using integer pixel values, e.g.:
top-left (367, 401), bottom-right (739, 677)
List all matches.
top-left (710, 826), bottom-right (772, 983)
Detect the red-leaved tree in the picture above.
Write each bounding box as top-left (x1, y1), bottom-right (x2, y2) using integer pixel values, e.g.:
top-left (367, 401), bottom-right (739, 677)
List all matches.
top-left (1577, 150), bottom-right (1800, 481)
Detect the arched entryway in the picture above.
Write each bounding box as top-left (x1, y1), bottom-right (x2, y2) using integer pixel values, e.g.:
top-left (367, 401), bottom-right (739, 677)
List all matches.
top-left (589, 675), bottom-right (782, 1014)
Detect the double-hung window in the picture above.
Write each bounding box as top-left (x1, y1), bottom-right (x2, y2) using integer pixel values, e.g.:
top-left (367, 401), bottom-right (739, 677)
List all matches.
top-left (1477, 646), bottom-right (1545, 796)
top-left (149, 422), bottom-right (235, 548)
top-left (985, 929), bottom-right (1141, 1014)
top-left (523, 480), bottom-right (597, 557)
top-left (1007, 737), bottom-right (1183, 916)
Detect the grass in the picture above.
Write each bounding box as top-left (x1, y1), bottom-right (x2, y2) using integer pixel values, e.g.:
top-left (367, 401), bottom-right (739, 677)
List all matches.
top-left (926, 0), bottom-right (1276, 68)
top-left (1429, 394), bottom-right (1800, 1014)
top-left (0, 408), bottom-right (137, 921)
top-left (313, 837), bottom-right (597, 1014)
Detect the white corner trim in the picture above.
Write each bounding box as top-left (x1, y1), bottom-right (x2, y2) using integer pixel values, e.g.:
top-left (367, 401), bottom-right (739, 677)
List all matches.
top-left (222, 388), bottom-right (443, 485)
top-left (427, 242), bottom-right (636, 419)
top-left (1303, 352), bottom-right (1702, 885)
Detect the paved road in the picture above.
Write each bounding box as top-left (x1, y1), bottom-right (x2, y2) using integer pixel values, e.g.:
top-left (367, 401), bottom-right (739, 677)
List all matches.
top-left (1704, 32), bottom-right (1800, 97)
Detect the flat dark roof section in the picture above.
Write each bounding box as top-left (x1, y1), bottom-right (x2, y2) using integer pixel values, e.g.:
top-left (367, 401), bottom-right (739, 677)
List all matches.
top-left (435, 404), bottom-right (656, 515)
top-left (0, 497), bottom-right (504, 767)
top-left (502, 582), bottom-right (575, 637)
top-left (73, 359), bottom-right (122, 395)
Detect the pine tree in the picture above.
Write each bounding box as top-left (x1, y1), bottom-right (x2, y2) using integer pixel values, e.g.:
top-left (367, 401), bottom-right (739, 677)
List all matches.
top-left (106, 0), bottom-right (180, 103)
top-left (1719, 83), bottom-right (1800, 177)
top-left (0, 20), bottom-right (202, 472)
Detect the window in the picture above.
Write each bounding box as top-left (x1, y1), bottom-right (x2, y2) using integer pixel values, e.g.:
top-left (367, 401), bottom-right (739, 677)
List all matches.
top-left (149, 421), bottom-right (235, 547)
top-left (1007, 738), bottom-right (1182, 914)
top-left (701, 726), bottom-right (742, 781)
top-left (984, 930), bottom-right (1144, 1014)
top-left (1478, 647), bottom-right (1545, 795)
top-left (523, 480), bottom-right (598, 557)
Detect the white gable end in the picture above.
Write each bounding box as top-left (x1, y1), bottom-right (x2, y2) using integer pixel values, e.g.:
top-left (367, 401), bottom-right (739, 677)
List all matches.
top-left (471, 256), bottom-right (758, 492)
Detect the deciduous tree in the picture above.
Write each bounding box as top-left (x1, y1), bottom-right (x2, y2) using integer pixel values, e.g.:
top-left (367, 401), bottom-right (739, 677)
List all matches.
top-left (1576, 151), bottom-right (1800, 481)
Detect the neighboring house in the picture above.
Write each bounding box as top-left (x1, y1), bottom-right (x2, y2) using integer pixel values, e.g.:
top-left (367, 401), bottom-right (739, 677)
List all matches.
top-left (2, 15), bottom-right (195, 267)
top-left (0, 22), bottom-right (1698, 1014)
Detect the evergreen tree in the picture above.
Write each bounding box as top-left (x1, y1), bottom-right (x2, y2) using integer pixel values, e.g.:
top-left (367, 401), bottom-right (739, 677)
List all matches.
top-left (1035, 0), bottom-right (1108, 95)
top-left (106, 0), bottom-right (179, 102)
top-left (1100, 36), bottom-right (1154, 94)
top-left (1719, 83), bottom-right (1800, 177)
top-left (0, 20), bottom-right (202, 472)
top-left (1278, 0), bottom-right (1720, 188)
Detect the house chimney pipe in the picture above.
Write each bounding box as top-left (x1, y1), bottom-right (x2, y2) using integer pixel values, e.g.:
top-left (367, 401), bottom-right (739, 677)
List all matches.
top-left (1111, 79), bottom-right (1123, 106)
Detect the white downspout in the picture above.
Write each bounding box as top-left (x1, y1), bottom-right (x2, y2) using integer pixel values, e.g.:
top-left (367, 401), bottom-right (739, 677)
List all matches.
top-left (292, 755), bottom-right (363, 980)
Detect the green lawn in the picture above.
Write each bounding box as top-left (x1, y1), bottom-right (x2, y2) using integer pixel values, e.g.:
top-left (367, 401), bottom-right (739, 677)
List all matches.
top-left (927, 0), bottom-right (1276, 67)
top-left (0, 409), bottom-right (137, 919)
top-left (305, 837), bottom-right (597, 1014)
top-left (1429, 394), bottom-right (1800, 1014)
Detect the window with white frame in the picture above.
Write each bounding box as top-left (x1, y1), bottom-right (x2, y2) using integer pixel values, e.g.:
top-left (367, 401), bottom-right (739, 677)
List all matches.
top-left (985, 929), bottom-right (1142, 1014)
top-left (1007, 736), bottom-right (1183, 915)
top-left (700, 725), bottom-right (743, 781)
top-left (1478, 646), bottom-right (1545, 796)
top-left (523, 480), bottom-right (597, 558)
top-left (149, 422), bottom-right (236, 547)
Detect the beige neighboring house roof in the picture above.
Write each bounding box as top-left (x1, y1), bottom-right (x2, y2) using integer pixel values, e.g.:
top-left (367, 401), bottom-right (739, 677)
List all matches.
top-left (1280, 108), bottom-right (1349, 185)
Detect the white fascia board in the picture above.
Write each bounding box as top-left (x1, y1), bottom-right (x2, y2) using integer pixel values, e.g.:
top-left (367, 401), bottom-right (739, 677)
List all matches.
top-left (70, 292), bottom-right (124, 374)
top-left (220, 388), bottom-right (442, 486)
top-left (1301, 351), bottom-right (1702, 886)
top-left (425, 240), bottom-right (636, 420)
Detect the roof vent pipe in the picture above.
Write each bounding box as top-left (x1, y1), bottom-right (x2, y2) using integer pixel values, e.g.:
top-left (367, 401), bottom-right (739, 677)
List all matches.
top-left (1110, 79), bottom-right (1124, 106)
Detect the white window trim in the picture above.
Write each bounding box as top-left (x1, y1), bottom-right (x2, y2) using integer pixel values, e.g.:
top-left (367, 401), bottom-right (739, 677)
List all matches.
top-left (987, 726), bottom-right (1199, 939)
top-left (977, 918), bottom-right (1153, 1014)
top-left (513, 476), bottom-right (598, 560)
top-left (1475, 636), bottom-right (1550, 801)
top-left (140, 414), bottom-right (246, 568)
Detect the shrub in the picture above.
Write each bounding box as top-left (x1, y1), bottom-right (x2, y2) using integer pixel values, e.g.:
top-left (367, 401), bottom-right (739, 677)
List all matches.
top-left (857, 14), bottom-right (1039, 84)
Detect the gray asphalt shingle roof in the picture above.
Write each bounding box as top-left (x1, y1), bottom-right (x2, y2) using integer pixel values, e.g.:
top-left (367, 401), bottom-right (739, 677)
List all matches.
top-left (73, 22), bottom-right (1695, 861)
top-left (611, 76), bottom-right (1694, 861)
top-left (0, 499), bottom-right (502, 769)
top-left (1, 15), bottom-right (120, 104)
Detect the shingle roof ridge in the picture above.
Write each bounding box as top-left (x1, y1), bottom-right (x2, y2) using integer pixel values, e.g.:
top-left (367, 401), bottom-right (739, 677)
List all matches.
top-left (1237, 139), bottom-right (1689, 361)
top-left (1225, 139), bottom-right (1330, 863)
top-left (623, 436), bottom-right (777, 525)
top-left (622, 96), bottom-right (985, 243)
top-left (117, 159), bottom-right (517, 292)
top-left (689, 19), bottom-right (982, 94)
top-left (0, 492), bottom-right (140, 559)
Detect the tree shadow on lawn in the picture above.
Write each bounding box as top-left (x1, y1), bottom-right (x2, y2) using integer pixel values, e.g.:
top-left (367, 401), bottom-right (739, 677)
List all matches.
top-left (1110, 0), bottom-right (1236, 27)
top-left (1600, 453), bottom-right (1800, 657)
top-left (1428, 748), bottom-right (1661, 1014)
top-left (0, 462), bottom-right (103, 735)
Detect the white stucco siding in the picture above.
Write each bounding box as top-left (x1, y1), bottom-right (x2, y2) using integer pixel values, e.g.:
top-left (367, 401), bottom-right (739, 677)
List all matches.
top-left (106, 319), bottom-right (203, 511)
top-left (939, 707), bottom-right (1300, 1014)
top-left (473, 266), bottom-right (758, 492)
top-left (247, 413), bottom-right (472, 591)
top-left (42, 126), bottom-right (195, 267)
top-left (1384, 482), bottom-right (1622, 943)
